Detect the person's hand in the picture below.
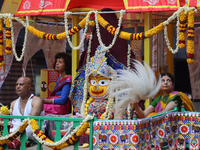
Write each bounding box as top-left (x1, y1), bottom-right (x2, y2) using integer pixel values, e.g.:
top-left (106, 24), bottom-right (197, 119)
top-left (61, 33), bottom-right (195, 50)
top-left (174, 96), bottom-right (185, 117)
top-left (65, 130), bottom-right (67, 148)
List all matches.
top-left (43, 99), bottom-right (54, 104)
top-left (130, 102), bottom-right (139, 108)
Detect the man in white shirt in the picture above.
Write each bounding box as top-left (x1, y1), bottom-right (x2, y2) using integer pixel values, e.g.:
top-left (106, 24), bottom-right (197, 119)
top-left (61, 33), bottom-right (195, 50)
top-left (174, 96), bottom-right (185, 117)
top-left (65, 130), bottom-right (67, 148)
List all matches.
top-left (9, 76), bottom-right (44, 148)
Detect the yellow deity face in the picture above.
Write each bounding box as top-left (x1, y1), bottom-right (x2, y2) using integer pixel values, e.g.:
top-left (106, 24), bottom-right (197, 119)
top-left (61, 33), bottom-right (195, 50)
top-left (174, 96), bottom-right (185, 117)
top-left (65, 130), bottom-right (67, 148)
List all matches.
top-left (89, 74), bottom-right (111, 99)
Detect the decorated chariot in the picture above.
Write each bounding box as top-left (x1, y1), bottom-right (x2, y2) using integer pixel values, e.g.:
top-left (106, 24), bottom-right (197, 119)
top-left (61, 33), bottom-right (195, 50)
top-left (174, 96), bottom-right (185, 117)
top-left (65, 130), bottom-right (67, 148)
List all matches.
top-left (0, 0), bottom-right (199, 150)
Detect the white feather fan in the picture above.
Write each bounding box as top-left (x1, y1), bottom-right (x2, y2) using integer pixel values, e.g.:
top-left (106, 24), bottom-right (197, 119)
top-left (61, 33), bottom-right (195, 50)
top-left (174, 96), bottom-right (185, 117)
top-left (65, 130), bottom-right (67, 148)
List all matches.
top-left (108, 60), bottom-right (161, 119)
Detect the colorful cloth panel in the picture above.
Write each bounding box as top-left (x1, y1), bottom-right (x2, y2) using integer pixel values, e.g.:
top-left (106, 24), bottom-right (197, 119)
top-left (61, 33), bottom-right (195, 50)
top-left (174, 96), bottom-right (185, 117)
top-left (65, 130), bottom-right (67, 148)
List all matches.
top-left (93, 112), bottom-right (200, 150)
top-left (93, 119), bottom-right (151, 149)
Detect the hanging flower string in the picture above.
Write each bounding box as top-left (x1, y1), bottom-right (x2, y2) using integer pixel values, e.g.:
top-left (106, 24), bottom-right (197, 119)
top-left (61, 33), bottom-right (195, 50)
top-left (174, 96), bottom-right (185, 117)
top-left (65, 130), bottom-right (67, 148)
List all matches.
top-left (187, 9), bottom-right (195, 64)
top-left (27, 10), bottom-right (164, 42)
top-left (27, 16), bottom-right (87, 41)
top-left (179, 11), bottom-right (187, 49)
top-left (10, 16), bottom-right (29, 62)
top-left (0, 7), bottom-right (197, 64)
top-left (0, 115), bottom-right (93, 150)
top-left (95, 10), bottom-right (124, 51)
top-left (29, 115), bottom-right (93, 150)
top-left (0, 119), bottom-right (28, 146)
top-left (64, 11), bottom-right (90, 50)
top-left (5, 18), bottom-right (12, 55)
top-left (0, 19), bottom-right (4, 67)
top-left (81, 34), bottom-right (93, 116)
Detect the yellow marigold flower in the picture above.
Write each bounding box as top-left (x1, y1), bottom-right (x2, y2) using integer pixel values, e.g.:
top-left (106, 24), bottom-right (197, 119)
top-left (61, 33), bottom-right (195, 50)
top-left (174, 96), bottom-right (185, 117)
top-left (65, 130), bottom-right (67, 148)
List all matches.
top-left (180, 11), bottom-right (187, 22)
top-left (56, 32), bottom-right (66, 40)
top-left (0, 19), bottom-right (2, 30)
top-left (5, 39), bottom-right (12, 46)
top-left (0, 106), bottom-right (10, 115)
top-left (30, 119), bottom-right (39, 130)
top-left (79, 17), bottom-right (87, 28)
top-left (119, 32), bottom-right (131, 40)
top-left (145, 23), bottom-right (164, 38)
top-left (187, 58), bottom-right (194, 64)
top-left (19, 121), bottom-right (28, 133)
top-left (76, 122), bottom-right (89, 136)
top-left (178, 43), bottom-right (185, 49)
top-left (68, 138), bottom-right (74, 144)
top-left (57, 143), bottom-right (68, 149)
top-left (5, 18), bottom-right (10, 28)
top-left (89, 21), bottom-right (95, 26)
top-left (45, 138), bottom-right (54, 143)
top-left (27, 25), bottom-right (45, 39)
top-left (39, 135), bottom-right (46, 140)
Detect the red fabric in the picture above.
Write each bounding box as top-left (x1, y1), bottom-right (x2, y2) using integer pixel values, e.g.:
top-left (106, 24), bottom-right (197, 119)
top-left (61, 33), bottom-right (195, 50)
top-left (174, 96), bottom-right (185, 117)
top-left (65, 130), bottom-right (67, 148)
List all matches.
top-left (179, 0), bottom-right (186, 7)
top-left (14, 0), bottom-right (183, 17)
top-left (66, 0), bottom-right (125, 11)
top-left (14, 0), bottom-right (68, 16)
top-left (124, 0), bottom-right (180, 12)
top-left (189, 0), bottom-right (197, 8)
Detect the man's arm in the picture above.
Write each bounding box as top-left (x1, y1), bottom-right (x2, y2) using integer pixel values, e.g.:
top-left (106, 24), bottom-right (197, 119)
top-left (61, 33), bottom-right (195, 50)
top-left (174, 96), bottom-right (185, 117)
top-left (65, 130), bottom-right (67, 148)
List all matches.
top-left (10, 100), bottom-right (17, 115)
top-left (30, 96), bottom-right (44, 116)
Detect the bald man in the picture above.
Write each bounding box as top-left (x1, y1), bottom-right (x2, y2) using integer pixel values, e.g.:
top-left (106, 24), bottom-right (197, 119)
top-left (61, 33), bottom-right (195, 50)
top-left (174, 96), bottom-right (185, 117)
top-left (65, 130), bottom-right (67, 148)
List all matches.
top-left (10, 77), bottom-right (44, 139)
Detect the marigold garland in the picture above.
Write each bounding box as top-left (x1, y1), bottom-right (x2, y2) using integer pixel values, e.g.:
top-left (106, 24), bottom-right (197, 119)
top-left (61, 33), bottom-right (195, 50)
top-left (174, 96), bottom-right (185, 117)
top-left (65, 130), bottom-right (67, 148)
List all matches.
top-left (89, 12), bottom-right (96, 26)
top-left (27, 16), bottom-right (87, 41)
top-left (84, 97), bottom-right (94, 116)
top-left (0, 119), bottom-right (28, 146)
top-left (187, 9), bottom-right (195, 64)
top-left (29, 117), bottom-right (91, 150)
top-left (0, 19), bottom-right (4, 67)
top-left (5, 18), bottom-right (12, 55)
top-left (27, 12), bottom-right (165, 42)
top-left (179, 11), bottom-right (187, 49)
top-left (98, 13), bottom-right (163, 40)
top-left (145, 23), bottom-right (164, 38)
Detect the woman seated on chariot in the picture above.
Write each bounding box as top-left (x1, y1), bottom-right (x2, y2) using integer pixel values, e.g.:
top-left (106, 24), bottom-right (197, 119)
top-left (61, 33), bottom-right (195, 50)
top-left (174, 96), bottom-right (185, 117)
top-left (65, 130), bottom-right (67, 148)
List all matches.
top-left (109, 61), bottom-right (196, 120)
top-left (132, 72), bottom-right (196, 118)
top-left (42, 52), bottom-right (72, 115)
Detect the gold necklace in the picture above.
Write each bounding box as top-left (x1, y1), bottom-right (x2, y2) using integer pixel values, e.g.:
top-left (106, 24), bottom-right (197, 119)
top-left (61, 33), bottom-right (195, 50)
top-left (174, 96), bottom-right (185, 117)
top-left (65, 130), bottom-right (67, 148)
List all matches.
top-left (20, 98), bottom-right (28, 101)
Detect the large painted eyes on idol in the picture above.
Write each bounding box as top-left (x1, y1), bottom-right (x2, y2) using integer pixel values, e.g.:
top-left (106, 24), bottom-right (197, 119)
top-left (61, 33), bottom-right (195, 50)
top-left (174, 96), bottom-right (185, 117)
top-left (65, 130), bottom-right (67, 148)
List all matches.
top-left (90, 79), bottom-right (110, 86)
top-left (98, 79), bottom-right (110, 86)
top-left (90, 79), bottom-right (97, 86)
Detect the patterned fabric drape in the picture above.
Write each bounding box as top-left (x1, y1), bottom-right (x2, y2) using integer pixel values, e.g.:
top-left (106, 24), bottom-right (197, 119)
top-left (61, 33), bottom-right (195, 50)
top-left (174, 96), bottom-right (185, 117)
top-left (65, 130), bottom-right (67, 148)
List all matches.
top-left (93, 111), bottom-right (200, 150)
top-left (131, 40), bottom-right (142, 62)
top-left (23, 23), bottom-right (66, 70)
top-left (188, 27), bottom-right (200, 99)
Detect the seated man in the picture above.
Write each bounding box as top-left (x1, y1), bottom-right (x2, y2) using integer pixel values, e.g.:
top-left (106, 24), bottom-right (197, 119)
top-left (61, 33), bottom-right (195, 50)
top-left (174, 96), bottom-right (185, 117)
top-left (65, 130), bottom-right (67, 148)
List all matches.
top-left (9, 77), bottom-right (44, 148)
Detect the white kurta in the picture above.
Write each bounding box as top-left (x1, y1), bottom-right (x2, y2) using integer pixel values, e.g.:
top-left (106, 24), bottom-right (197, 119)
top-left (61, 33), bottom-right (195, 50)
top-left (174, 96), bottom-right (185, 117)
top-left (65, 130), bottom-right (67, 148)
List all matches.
top-left (10, 94), bottom-right (44, 139)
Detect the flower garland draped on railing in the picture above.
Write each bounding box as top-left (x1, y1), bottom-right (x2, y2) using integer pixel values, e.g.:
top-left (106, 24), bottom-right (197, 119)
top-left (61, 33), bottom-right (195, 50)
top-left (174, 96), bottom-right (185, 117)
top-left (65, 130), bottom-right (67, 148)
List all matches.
top-left (0, 119), bottom-right (28, 150)
top-left (29, 115), bottom-right (93, 150)
top-left (0, 115), bottom-right (94, 150)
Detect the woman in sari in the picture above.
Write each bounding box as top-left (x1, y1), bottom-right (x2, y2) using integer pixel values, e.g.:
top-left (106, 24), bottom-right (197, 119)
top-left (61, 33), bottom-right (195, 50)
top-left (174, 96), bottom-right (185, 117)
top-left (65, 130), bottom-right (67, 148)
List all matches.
top-left (132, 72), bottom-right (196, 118)
top-left (43, 52), bottom-right (72, 115)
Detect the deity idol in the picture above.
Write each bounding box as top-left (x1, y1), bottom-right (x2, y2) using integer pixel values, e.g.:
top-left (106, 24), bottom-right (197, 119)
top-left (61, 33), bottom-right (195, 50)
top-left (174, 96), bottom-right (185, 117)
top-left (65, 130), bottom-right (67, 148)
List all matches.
top-left (83, 46), bottom-right (116, 119)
